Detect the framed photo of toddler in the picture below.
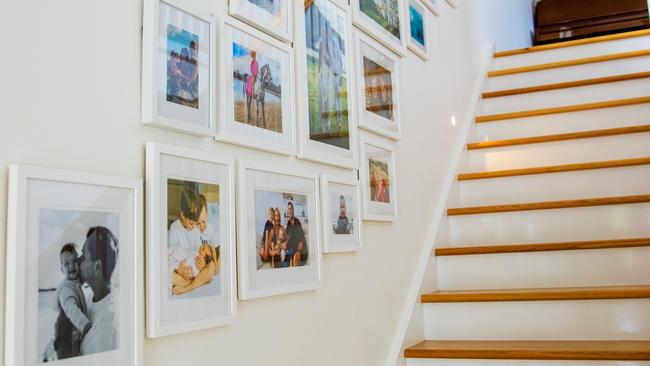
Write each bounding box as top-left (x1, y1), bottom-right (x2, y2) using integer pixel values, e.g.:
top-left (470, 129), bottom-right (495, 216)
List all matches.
top-left (359, 132), bottom-right (398, 221)
top-left (320, 174), bottom-right (362, 253)
top-left (142, 0), bottom-right (216, 136)
top-left (229, 0), bottom-right (293, 43)
top-left (237, 160), bottom-right (322, 299)
top-left (5, 165), bottom-right (143, 366)
top-left (145, 142), bottom-right (237, 338)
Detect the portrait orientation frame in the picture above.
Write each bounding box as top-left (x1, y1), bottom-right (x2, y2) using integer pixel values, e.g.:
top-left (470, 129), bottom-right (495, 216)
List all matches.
top-left (229, 0), bottom-right (293, 43)
top-left (218, 17), bottom-right (296, 156)
top-left (5, 165), bottom-right (143, 366)
top-left (145, 142), bottom-right (237, 338)
top-left (294, 0), bottom-right (359, 169)
top-left (319, 174), bottom-right (362, 253)
top-left (142, 0), bottom-right (216, 137)
top-left (350, 0), bottom-right (408, 57)
top-left (236, 160), bottom-right (322, 300)
top-left (359, 132), bottom-right (398, 221)
top-left (422, 0), bottom-right (442, 16)
top-left (354, 30), bottom-right (402, 140)
top-left (407, 0), bottom-right (430, 61)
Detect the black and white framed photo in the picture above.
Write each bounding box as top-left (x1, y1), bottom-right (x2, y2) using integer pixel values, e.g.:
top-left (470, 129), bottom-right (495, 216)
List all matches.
top-left (320, 174), bottom-right (362, 253)
top-left (145, 142), bottom-right (236, 338)
top-left (354, 30), bottom-right (402, 140)
top-left (407, 0), bottom-right (430, 60)
top-left (236, 160), bottom-right (321, 299)
top-left (422, 0), bottom-right (442, 15)
top-left (359, 132), bottom-right (398, 221)
top-left (350, 0), bottom-right (407, 56)
top-left (218, 18), bottom-right (296, 156)
top-left (294, 0), bottom-right (359, 168)
top-left (5, 165), bottom-right (142, 366)
top-left (142, 0), bottom-right (215, 136)
top-left (229, 0), bottom-right (293, 43)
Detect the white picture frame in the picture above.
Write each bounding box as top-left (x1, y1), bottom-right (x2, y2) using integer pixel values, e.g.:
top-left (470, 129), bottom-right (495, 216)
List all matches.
top-left (5, 165), bottom-right (143, 366)
top-left (218, 17), bottom-right (296, 156)
top-left (407, 0), bottom-right (430, 61)
top-left (354, 30), bottom-right (402, 140)
top-left (145, 142), bottom-right (237, 338)
top-left (229, 0), bottom-right (293, 43)
top-left (350, 0), bottom-right (408, 57)
top-left (359, 132), bottom-right (398, 221)
top-left (422, 0), bottom-right (442, 15)
top-left (294, 0), bottom-right (359, 169)
top-left (142, 0), bottom-right (216, 137)
top-left (444, 0), bottom-right (457, 9)
top-left (236, 160), bottom-right (322, 299)
top-left (320, 174), bottom-right (362, 253)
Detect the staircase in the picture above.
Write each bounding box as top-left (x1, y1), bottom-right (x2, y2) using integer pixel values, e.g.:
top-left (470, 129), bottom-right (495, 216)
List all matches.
top-left (403, 30), bottom-right (650, 364)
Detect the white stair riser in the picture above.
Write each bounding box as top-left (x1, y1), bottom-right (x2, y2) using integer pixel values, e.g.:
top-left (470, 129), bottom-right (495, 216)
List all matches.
top-left (481, 79), bottom-right (650, 115)
top-left (423, 299), bottom-right (650, 340)
top-left (486, 56), bottom-right (650, 91)
top-left (408, 358), bottom-right (650, 366)
top-left (468, 133), bottom-right (650, 171)
top-left (449, 203), bottom-right (650, 246)
top-left (475, 104), bottom-right (650, 141)
top-left (492, 36), bottom-right (650, 70)
top-left (459, 165), bottom-right (650, 206)
top-left (437, 247), bottom-right (650, 290)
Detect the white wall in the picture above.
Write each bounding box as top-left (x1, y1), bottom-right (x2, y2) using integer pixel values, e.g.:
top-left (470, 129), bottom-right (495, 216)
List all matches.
top-left (468, 0), bottom-right (535, 51)
top-left (0, 1), bottom-right (532, 365)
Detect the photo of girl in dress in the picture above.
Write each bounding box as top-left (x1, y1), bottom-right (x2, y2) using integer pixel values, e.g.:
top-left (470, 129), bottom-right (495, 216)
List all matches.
top-left (363, 56), bottom-right (394, 121)
top-left (166, 25), bottom-right (199, 109)
top-left (369, 158), bottom-right (390, 203)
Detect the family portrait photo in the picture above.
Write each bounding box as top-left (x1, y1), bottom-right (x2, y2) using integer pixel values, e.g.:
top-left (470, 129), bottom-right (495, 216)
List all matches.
top-left (254, 191), bottom-right (310, 270)
top-left (166, 24), bottom-right (199, 109)
top-left (359, 0), bottom-right (401, 39)
top-left (363, 56), bottom-right (395, 121)
top-left (248, 0), bottom-right (280, 16)
top-left (232, 42), bottom-right (284, 133)
top-left (38, 209), bottom-right (120, 363)
top-left (369, 158), bottom-right (390, 203)
top-left (305, 0), bottom-right (351, 150)
top-left (329, 194), bottom-right (355, 235)
top-left (167, 178), bottom-right (221, 300)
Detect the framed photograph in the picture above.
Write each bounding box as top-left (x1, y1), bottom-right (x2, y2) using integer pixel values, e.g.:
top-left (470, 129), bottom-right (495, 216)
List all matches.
top-left (320, 174), bottom-right (362, 252)
top-left (5, 165), bottom-right (142, 366)
top-left (142, 0), bottom-right (216, 136)
top-left (359, 133), bottom-right (397, 221)
top-left (229, 0), bottom-right (293, 43)
top-left (350, 0), bottom-right (407, 56)
top-left (422, 0), bottom-right (442, 15)
top-left (295, 0), bottom-right (358, 168)
top-left (354, 31), bottom-right (402, 140)
top-left (237, 160), bottom-right (321, 299)
top-left (444, 0), bottom-right (457, 9)
top-left (145, 142), bottom-right (236, 338)
top-left (218, 18), bottom-right (296, 156)
top-left (407, 0), bottom-right (429, 60)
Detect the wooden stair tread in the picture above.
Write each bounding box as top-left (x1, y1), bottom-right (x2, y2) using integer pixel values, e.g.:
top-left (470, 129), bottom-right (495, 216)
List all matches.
top-left (458, 157), bottom-right (650, 181)
top-left (494, 29), bottom-right (650, 57)
top-left (467, 124), bottom-right (650, 150)
top-left (421, 285), bottom-right (650, 303)
top-left (404, 340), bottom-right (650, 360)
top-left (475, 96), bottom-right (650, 123)
top-left (435, 238), bottom-right (650, 256)
top-left (447, 194), bottom-right (650, 215)
top-left (488, 49), bottom-right (650, 77)
top-left (483, 71), bottom-right (650, 98)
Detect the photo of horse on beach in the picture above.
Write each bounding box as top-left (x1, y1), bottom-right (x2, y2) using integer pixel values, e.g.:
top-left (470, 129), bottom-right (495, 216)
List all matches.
top-left (232, 42), bottom-right (283, 133)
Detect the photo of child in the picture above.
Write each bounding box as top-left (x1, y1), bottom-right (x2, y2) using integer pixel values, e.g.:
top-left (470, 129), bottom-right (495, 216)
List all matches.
top-left (369, 158), bottom-right (390, 203)
top-left (330, 194), bottom-right (355, 235)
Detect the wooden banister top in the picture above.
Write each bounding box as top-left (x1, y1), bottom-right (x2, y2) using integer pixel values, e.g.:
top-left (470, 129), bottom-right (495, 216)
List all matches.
top-left (458, 157), bottom-right (650, 181)
top-left (475, 96), bottom-right (650, 123)
top-left (435, 238), bottom-right (650, 256)
top-left (421, 285), bottom-right (650, 303)
top-left (488, 49), bottom-right (650, 77)
top-left (467, 125), bottom-right (650, 150)
top-left (483, 71), bottom-right (650, 98)
top-left (493, 29), bottom-right (650, 57)
top-left (447, 194), bottom-right (650, 216)
top-left (404, 340), bottom-right (650, 360)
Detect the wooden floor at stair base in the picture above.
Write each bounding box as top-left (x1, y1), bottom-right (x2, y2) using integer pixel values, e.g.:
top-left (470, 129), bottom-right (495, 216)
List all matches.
top-left (404, 340), bottom-right (650, 360)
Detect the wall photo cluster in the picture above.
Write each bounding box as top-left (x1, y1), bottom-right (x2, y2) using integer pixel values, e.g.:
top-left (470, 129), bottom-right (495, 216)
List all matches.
top-left (4, 0), bottom-right (454, 364)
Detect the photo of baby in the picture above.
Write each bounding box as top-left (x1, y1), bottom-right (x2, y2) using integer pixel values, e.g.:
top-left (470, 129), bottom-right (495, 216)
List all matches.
top-left (330, 194), bottom-right (355, 235)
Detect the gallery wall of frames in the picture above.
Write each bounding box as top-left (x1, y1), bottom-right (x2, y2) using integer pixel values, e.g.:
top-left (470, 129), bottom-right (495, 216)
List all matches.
top-left (4, 0), bottom-right (457, 364)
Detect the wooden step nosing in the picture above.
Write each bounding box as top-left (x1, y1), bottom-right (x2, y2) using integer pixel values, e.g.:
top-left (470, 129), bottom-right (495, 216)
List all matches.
top-left (488, 49), bottom-right (650, 77)
top-left (405, 350), bottom-right (650, 361)
top-left (435, 238), bottom-right (650, 256)
top-left (493, 29), bottom-right (650, 57)
top-left (458, 157), bottom-right (650, 181)
top-left (475, 96), bottom-right (650, 123)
